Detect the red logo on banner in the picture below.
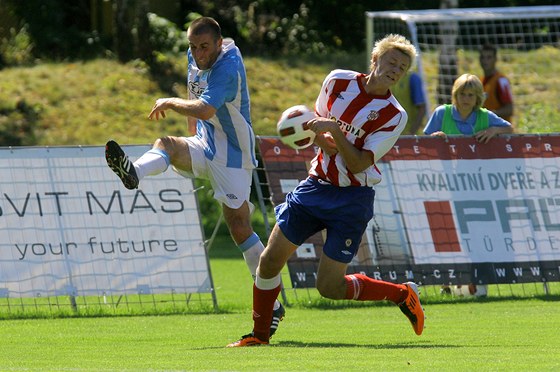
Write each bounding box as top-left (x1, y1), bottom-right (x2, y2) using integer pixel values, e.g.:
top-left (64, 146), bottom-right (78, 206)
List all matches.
top-left (424, 201), bottom-right (461, 252)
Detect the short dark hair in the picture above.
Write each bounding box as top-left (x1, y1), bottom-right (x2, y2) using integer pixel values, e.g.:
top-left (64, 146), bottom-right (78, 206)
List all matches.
top-left (188, 17), bottom-right (222, 41)
top-left (480, 43), bottom-right (497, 56)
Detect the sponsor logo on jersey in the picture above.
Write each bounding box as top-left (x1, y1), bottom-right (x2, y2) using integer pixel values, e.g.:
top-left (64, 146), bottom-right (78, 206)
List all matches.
top-left (367, 110), bottom-right (380, 121)
top-left (330, 116), bottom-right (366, 138)
top-left (189, 80), bottom-right (205, 98)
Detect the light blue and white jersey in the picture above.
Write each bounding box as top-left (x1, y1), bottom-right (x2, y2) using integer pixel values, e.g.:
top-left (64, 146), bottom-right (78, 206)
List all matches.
top-left (187, 38), bottom-right (257, 169)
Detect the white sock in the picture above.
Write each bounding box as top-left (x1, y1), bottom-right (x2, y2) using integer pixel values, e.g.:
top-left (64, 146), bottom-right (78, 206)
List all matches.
top-left (134, 149), bottom-right (170, 180)
top-left (240, 235), bottom-right (263, 279)
top-left (239, 233), bottom-right (281, 310)
top-left (255, 271), bottom-right (282, 290)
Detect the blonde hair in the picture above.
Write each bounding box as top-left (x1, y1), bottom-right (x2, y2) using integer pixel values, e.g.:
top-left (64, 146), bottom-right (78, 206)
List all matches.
top-left (451, 74), bottom-right (485, 110)
top-left (370, 34), bottom-right (417, 71)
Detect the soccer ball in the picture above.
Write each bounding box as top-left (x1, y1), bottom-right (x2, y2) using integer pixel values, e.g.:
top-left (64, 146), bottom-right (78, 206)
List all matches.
top-left (277, 105), bottom-right (316, 149)
top-left (451, 284), bottom-right (488, 297)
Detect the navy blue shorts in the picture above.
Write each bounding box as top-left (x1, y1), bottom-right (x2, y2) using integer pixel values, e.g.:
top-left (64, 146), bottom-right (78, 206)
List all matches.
top-left (274, 177), bottom-right (375, 263)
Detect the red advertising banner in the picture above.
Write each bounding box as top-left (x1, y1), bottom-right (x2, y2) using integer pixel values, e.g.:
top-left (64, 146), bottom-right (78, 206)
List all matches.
top-left (257, 135), bottom-right (560, 288)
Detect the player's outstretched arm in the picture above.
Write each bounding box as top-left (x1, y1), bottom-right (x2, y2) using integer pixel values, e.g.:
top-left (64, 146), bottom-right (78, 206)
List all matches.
top-left (148, 97), bottom-right (216, 121)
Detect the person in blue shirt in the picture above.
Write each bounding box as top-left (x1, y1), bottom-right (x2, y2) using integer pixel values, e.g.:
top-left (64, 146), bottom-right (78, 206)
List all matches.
top-left (391, 70), bottom-right (427, 134)
top-left (424, 73), bottom-right (512, 297)
top-left (424, 73), bottom-right (512, 143)
top-left (105, 16), bottom-right (285, 334)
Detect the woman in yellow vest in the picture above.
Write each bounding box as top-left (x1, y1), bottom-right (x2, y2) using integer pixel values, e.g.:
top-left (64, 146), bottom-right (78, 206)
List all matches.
top-left (423, 74), bottom-right (512, 143)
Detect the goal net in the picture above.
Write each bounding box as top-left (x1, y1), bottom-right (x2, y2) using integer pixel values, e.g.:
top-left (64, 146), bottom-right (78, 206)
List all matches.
top-left (365, 5), bottom-right (560, 132)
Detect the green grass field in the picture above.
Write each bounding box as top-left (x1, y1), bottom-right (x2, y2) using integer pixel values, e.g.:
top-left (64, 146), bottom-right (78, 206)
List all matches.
top-left (1, 52), bottom-right (560, 370)
top-left (1, 240), bottom-right (560, 371)
top-left (1, 299), bottom-right (559, 371)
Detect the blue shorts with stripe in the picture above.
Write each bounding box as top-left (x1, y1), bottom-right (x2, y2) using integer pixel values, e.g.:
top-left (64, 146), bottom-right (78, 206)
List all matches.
top-left (274, 177), bottom-right (375, 263)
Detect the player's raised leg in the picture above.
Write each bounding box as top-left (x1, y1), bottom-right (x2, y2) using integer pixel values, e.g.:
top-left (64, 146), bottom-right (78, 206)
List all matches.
top-left (105, 140), bottom-right (139, 190)
top-left (398, 282), bottom-right (425, 335)
top-left (105, 137), bottom-right (176, 190)
top-left (343, 272), bottom-right (425, 335)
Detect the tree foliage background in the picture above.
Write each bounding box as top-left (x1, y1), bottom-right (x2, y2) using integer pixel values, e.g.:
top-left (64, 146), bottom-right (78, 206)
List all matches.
top-left (2, 0), bottom-right (558, 65)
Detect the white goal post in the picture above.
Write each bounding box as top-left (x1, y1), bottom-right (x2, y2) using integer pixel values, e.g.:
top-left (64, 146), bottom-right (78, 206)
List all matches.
top-left (365, 5), bottom-right (560, 131)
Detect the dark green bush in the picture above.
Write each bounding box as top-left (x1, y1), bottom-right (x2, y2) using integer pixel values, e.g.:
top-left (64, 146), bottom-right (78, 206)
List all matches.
top-left (0, 25), bottom-right (35, 66)
top-left (148, 13), bottom-right (188, 54)
top-left (0, 99), bottom-right (39, 146)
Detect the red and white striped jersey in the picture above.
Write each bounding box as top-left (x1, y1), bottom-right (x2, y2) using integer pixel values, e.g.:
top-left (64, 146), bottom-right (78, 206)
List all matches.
top-left (310, 69), bottom-right (408, 187)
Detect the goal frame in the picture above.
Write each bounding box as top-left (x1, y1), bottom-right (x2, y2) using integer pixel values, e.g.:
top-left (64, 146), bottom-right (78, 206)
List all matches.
top-left (365, 5), bottom-right (560, 124)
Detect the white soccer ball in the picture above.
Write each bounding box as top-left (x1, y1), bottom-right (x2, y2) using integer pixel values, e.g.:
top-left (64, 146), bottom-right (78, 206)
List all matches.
top-left (277, 105), bottom-right (316, 150)
top-left (451, 285), bottom-right (474, 297)
top-left (451, 284), bottom-right (488, 297)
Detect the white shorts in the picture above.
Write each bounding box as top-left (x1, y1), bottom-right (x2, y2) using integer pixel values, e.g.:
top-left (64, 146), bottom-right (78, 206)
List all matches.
top-left (172, 136), bottom-right (253, 210)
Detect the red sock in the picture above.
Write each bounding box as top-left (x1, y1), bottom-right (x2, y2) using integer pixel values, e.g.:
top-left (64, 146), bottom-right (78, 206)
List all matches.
top-left (252, 283), bottom-right (281, 341)
top-left (345, 274), bottom-right (407, 304)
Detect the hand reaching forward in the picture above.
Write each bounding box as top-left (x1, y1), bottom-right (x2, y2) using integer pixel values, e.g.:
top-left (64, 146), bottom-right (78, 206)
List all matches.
top-left (148, 98), bottom-right (172, 120)
top-left (430, 131), bottom-right (448, 139)
top-left (306, 117), bottom-right (340, 135)
top-left (474, 127), bottom-right (500, 144)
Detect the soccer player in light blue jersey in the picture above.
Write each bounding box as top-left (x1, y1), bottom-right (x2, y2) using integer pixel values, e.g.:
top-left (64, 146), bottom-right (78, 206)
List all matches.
top-left (105, 17), bottom-right (285, 335)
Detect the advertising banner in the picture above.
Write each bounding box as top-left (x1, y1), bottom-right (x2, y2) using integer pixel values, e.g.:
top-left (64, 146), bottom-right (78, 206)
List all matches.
top-left (0, 146), bottom-right (211, 298)
top-left (257, 135), bottom-right (560, 287)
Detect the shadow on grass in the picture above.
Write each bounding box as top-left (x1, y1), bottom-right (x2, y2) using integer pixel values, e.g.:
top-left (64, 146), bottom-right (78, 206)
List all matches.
top-left (194, 341), bottom-right (459, 350)
top-left (422, 293), bottom-right (560, 305)
top-left (274, 340), bottom-right (456, 349)
top-left (286, 293), bottom-right (560, 312)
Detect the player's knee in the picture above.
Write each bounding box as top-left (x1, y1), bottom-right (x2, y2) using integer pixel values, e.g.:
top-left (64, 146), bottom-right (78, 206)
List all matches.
top-left (258, 250), bottom-right (275, 270)
top-left (153, 136), bottom-right (177, 152)
top-left (258, 250), bottom-right (283, 276)
top-left (225, 219), bottom-right (253, 245)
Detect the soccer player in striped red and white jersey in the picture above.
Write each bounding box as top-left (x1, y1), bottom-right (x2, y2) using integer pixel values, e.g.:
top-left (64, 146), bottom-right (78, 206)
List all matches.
top-left (228, 34), bottom-right (425, 347)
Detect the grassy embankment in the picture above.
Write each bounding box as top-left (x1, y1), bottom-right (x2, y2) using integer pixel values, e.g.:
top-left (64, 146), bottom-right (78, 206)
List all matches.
top-left (1, 47), bottom-right (559, 148)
